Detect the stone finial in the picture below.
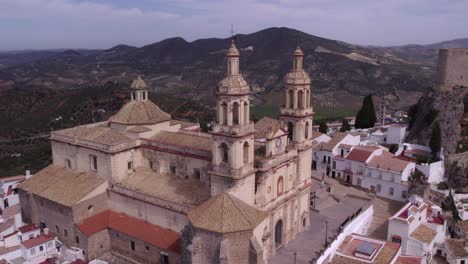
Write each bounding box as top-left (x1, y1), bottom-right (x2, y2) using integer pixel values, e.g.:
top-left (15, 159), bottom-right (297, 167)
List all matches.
top-left (226, 40), bottom-right (240, 57)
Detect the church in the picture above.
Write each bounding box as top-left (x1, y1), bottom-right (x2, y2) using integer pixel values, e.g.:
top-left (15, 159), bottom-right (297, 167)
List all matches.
top-left (18, 41), bottom-right (314, 264)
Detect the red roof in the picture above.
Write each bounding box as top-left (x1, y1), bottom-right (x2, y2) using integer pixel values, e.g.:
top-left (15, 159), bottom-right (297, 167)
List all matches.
top-left (18, 224), bottom-right (39, 233)
top-left (396, 256), bottom-right (422, 264)
top-left (345, 148), bottom-right (374, 162)
top-left (70, 260), bottom-right (88, 264)
top-left (78, 210), bottom-right (180, 253)
top-left (22, 234), bottom-right (55, 249)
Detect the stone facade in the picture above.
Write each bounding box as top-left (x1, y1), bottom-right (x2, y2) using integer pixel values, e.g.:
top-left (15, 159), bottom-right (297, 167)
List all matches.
top-left (19, 42), bottom-right (314, 264)
top-left (438, 48), bottom-right (468, 90)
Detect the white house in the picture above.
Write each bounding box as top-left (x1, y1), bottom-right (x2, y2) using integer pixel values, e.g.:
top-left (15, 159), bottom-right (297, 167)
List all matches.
top-left (443, 239), bottom-right (468, 264)
top-left (396, 143), bottom-right (445, 184)
top-left (314, 132), bottom-right (361, 179)
top-left (0, 175), bottom-right (26, 212)
top-left (387, 197), bottom-right (446, 263)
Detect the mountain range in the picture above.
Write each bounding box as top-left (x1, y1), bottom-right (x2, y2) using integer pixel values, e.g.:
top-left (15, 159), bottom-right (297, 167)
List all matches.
top-left (0, 27), bottom-right (467, 115)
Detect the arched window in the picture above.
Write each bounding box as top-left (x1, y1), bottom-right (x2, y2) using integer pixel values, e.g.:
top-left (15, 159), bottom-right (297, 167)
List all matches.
top-left (220, 143), bottom-right (229, 164)
top-left (222, 102), bottom-right (228, 125)
top-left (243, 142), bottom-right (249, 164)
top-left (233, 102), bottom-right (240, 125)
top-left (244, 101), bottom-right (249, 124)
top-left (288, 90), bottom-right (294, 108)
top-left (305, 121), bottom-right (310, 139)
top-left (287, 122), bottom-right (294, 140)
top-left (277, 177), bottom-right (284, 196)
top-left (306, 90), bottom-right (310, 107)
top-left (298, 90), bottom-right (304, 109)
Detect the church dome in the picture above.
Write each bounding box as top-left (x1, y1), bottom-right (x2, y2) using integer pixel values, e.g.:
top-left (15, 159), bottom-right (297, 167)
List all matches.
top-left (283, 70), bottom-right (310, 85)
top-left (109, 100), bottom-right (171, 125)
top-left (131, 76), bottom-right (148, 90)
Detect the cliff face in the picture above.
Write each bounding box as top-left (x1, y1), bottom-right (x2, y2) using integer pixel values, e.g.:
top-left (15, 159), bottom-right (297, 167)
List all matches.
top-left (446, 152), bottom-right (468, 188)
top-left (407, 49), bottom-right (468, 154)
top-left (406, 86), bottom-right (467, 154)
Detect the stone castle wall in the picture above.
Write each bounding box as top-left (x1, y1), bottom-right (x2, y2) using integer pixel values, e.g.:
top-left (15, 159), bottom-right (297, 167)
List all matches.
top-left (438, 48), bottom-right (468, 89)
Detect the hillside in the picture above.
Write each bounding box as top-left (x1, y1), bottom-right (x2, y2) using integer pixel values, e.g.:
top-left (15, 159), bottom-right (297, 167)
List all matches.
top-left (370, 38), bottom-right (468, 64)
top-left (0, 27), bottom-right (436, 116)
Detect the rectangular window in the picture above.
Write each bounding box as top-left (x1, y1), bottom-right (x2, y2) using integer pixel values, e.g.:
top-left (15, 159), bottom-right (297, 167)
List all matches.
top-left (332, 161), bottom-right (336, 169)
top-left (130, 240), bottom-right (135, 251)
top-left (376, 184), bottom-right (381, 193)
top-left (161, 252), bottom-right (169, 264)
top-left (13, 188), bottom-right (18, 194)
top-left (149, 161), bottom-right (153, 169)
top-left (65, 159), bottom-right (71, 169)
top-left (30, 248), bottom-right (36, 255)
top-left (47, 242), bottom-right (53, 248)
top-left (39, 245), bottom-right (44, 252)
top-left (389, 187), bottom-right (394, 196)
top-left (90, 155), bottom-right (98, 171)
top-left (64, 229), bottom-right (68, 237)
top-left (194, 169), bottom-right (201, 180)
top-left (357, 178), bottom-right (362, 186)
top-left (127, 161), bottom-right (133, 170)
top-left (75, 236), bottom-right (80, 244)
top-left (402, 191), bottom-right (407, 199)
top-left (170, 166), bottom-right (176, 174)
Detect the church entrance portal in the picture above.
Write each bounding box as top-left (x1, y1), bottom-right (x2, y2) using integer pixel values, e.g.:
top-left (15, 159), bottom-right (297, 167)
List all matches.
top-left (275, 220), bottom-right (283, 247)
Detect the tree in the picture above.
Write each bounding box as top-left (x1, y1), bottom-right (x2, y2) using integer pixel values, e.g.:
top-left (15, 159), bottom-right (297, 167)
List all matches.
top-left (355, 95), bottom-right (377, 128)
top-left (429, 122), bottom-right (442, 157)
top-left (339, 119), bottom-right (351, 132)
top-left (319, 121), bottom-right (328, 134)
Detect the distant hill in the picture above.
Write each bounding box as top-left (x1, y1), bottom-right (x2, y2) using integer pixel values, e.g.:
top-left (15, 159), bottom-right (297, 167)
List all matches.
top-left (370, 38), bottom-right (468, 64)
top-left (0, 27), bottom-right (435, 108)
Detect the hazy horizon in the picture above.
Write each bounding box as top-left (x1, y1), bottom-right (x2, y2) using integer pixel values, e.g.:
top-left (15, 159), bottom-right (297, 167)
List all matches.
top-left (1, 0), bottom-right (467, 50)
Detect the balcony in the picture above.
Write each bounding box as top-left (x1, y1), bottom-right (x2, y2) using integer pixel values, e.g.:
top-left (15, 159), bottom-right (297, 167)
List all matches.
top-left (211, 122), bottom-right (254, 136)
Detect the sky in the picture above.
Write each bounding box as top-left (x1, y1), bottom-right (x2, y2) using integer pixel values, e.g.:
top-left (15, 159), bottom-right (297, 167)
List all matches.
top-left (0, 0), bottom-right (467, 50)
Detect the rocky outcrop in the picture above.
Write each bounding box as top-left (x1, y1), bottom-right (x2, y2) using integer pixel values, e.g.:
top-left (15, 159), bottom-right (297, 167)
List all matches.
top-left (446, 152), bottom-right (468, 188)
top-left (406, 86), bottom-right (467, 154)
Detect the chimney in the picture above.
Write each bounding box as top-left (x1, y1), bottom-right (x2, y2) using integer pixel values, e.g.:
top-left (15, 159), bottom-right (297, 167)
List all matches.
top-left (25, 170), bottom-right (31, 179)
top-left (43, 227), bottom-right (49, 235)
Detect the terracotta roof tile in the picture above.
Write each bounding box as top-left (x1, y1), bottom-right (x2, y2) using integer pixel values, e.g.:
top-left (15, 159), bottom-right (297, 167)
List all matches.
top-left (53, 123), bottom-right (131, 145)
top-left (22, 234), bottom-right (55, 249)
top-left (150, 131), bottom-right (212, 152)
top-left (117, 167), bottom-right (210, 206)
top-left (254, 117), bottom-right (284, 139)
top-left (446, 239), bottom-right (468, 257)
top-left (345, 148), bottom-right (374, 162)
top-left (18, 224), bottom-right (39, 233)
top-left (396, 256), bottom-right (422, 264)
top-left (18, 165), bottom-right (106, 207)
top-left (77, 210), bottom-right (180, 253)
top-left (321, 132), bottom-right (349, 151)
top-left (109, 100), bottom-right (171, 125)
top-left (188, 192), bottom-right (267, 234)
top-left (410, 224), bottom-right (437, 244)
top-left (368, 151), bottom-right (411, 173)
top-left (0, 175), bottom-right (26, 183)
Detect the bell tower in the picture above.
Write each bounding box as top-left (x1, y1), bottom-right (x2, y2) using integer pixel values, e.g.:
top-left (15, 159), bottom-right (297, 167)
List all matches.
top-left (279, 47), bottom-right (314, 185)
top-left (279, 47), bottom-right (314, 148)
top-left (209, 41), bottom-right (256, 205)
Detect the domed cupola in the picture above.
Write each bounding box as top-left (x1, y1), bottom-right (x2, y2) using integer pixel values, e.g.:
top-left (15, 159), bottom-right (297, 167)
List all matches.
top-left (283, 47), bottom-right (311, 86)
top-left (217, 40), bottom-right (249, 95)
top-left (130, 75), bottom-right (149, 101)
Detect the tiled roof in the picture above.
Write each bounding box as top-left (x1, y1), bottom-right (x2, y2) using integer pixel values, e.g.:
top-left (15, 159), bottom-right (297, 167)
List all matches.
top-left (117, 167), bottom-right (210, 207)
top-left (320, 132), bottom-right (348, 151)
top-left (53, 122), bottom-right (131, 145)
top-left (0, 218), bottom-right (13, 232)
top-left (368, 151), bottom-right (411, 173)
top-left (2, 204), bottom-right (21, 219)
top-left (410, 224), bottom-right (437, 244)
top-left (22, 234), bottom-right (55, 249)
top-left (254, 117), bottom-right (284, 139)
top-left (18, 165), bottom-right (106, 207)
top-left (396, 256), bottom-right (421, 264)
top-left (0, 175), bottom-right (26, 183)
top-left (170, 119), bottom-right (198, 129)
top-left (126, 125), bottom-right (151, 133)
top-left (150, 131), bottom-right (212, 152)
top-left (345, 148), bottom-right (374, 162)
top-left (77, 210), bottom-right (180, 253)
top-left (109, 100), bottom-right (171, 125)
top-left (446, 239), bottom-right (468, 257)
top-left (18, 224), bottom-right (39, 233)
top-left (188, 192), bottom-right (267, 234)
